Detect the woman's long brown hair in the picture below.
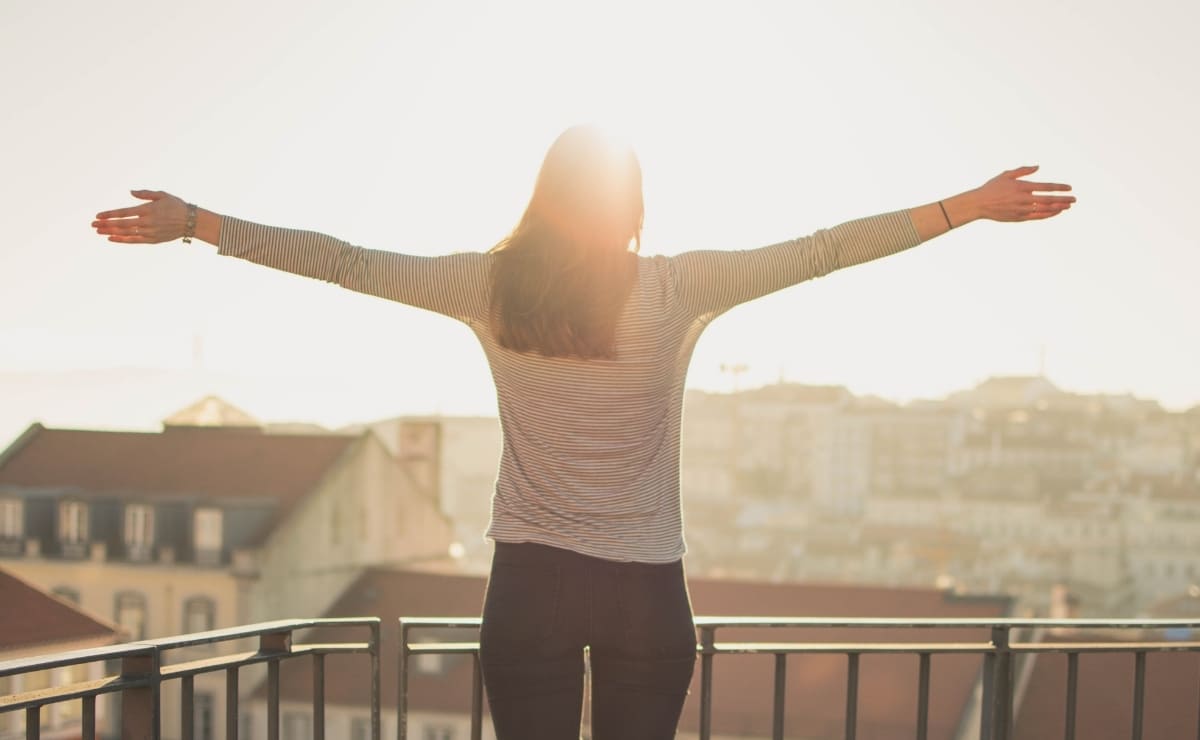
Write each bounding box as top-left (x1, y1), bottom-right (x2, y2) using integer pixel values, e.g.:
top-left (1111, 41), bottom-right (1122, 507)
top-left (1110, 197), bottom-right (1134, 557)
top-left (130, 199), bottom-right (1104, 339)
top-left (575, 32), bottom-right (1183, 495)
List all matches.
top-left (488, 125), bottom-right (644, 359)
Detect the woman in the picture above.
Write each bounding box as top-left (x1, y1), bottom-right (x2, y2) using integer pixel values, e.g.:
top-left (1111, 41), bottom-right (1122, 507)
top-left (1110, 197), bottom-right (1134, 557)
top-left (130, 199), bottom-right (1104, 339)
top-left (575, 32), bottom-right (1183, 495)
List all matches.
top-left (93, 125), bottom-right (1073, 739)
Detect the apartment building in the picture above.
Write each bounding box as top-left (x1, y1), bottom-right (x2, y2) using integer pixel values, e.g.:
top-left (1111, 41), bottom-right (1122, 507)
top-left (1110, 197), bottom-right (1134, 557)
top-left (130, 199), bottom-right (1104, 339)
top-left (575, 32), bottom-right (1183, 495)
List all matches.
top-left (0, 398), bottom-right (455, 740)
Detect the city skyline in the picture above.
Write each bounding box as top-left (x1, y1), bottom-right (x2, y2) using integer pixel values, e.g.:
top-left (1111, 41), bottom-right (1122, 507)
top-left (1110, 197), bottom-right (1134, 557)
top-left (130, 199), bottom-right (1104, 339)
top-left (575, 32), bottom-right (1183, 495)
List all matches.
top-left (1, 360), bottom-right (1193, 454)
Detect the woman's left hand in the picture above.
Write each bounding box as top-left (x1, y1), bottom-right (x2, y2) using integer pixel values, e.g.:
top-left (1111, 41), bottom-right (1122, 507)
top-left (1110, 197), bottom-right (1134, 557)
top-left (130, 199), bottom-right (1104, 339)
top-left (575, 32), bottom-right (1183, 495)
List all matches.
top-left (92, 190), bottom-right (189, 244)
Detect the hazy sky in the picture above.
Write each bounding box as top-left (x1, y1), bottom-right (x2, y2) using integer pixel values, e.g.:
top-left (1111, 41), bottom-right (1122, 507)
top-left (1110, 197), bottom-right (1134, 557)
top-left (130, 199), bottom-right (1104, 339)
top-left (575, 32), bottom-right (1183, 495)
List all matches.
top-left (2, 0), bottom-right (1197, 439)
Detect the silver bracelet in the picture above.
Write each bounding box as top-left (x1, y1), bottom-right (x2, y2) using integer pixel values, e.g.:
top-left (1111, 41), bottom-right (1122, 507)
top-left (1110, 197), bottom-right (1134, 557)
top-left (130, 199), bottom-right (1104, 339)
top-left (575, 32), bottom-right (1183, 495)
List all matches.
top-left (182, 203), bottom-right (198, 243)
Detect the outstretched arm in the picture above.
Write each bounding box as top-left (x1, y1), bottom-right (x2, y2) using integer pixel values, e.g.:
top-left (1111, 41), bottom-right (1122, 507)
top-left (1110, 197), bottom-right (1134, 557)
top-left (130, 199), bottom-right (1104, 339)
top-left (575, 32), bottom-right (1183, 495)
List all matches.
top-left (669, 165), bottom-right (1075, 320)
top-left (92, 191), bottom-right (490, 324)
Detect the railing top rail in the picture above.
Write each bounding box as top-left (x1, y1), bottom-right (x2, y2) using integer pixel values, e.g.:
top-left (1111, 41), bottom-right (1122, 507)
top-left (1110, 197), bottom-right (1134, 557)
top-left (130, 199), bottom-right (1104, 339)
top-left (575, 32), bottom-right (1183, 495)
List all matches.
top-left (0, 617), bottom-right (380, 677)
top-left (692, 617), bottom-right (1200, 630)
top-left (144, 616), bottom-right (380, 649)
top-left (397, 616), bottom-right (1200, 630)
top-left (0, 643), bottom-right (155, 677)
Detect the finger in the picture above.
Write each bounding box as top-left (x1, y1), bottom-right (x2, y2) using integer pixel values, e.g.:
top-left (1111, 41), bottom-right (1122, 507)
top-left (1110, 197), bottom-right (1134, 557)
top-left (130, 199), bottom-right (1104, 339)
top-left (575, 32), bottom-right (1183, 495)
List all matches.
top-left (94, 221), bottom-right (147, 236)
top-left (1019, 181), bottom-right (1072, 192)
top-left (1030, 203), bottom-right (1072, 219)
top-left (1026, 194), bottom-right (1076, 205)
top-left (93, 217), bottom-right (140, 230)
top-left (95, 204), bottom-right (152, 219)
top-left (1005, 165), bottom-right (1039, 178)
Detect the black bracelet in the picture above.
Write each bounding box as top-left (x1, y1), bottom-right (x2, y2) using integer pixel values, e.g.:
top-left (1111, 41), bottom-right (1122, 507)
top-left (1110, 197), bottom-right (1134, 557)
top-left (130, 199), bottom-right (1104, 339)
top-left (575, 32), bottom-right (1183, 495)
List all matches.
top-left (938, 200), bottom-right (954, 229)
top-left (182, 203), bottom-right (198, 243)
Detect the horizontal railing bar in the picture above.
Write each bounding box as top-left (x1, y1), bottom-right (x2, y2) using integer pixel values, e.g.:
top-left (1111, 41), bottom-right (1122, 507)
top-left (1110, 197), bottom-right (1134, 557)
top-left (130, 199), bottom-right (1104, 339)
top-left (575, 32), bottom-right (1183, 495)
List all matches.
top-left (694, 617), bottom-right (1200, 630)
top-left (0, 644), bottom-right (155, 677)
top-left (397, 638), bottom-right (1200, 657)
top-left (399, 618), bottom-right (483, 628)
top-left (393, 614), bottom-right (1200, 633)
top-left (702, 641), bottom-right (1200, 655)
top-left (398, 616), bottom-right (1200, 632)
top-left (709, 642), bottom-right (993, 655)
top-left (290, 643), bottom-right (373, 656)
top-left (0, 675), bottom-right (151, 712)
top-left (160, 650), bottom-right (278, 679)
top-left (1015, 641), bottom-right (1200, 653)
top-left (407, 643), bottom-right (485, 655)
top-left (1, 618), bottom-right (378, 682)
top-left (145, 618), bottom-right (380, 650)
top-left (157, 642), bottom-right (372, 680)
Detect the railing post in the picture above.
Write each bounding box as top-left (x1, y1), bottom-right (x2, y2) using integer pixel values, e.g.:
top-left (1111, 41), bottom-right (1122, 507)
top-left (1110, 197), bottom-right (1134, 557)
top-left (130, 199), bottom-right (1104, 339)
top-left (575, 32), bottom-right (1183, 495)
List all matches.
top-left (980, 643), bottom-right (995, 739)
top-left (119, 649), bottom-right (160, 740)
top-left (226, 667), bottom-right (240, 740)
top-left (397, 620), bottom-right (409, 740)
top-left (845, 652), bottom-right (860, 740)
top-left (83, 694), bottom-right (96, 740)
top-left (988, 625), bottom-right (1013, 740)
top-left (699, 625), bottom-right (715, 740)
top-left (471, 654), bottom-right (483, 740)
top-left (259, 630), bottom-right (291, 740)
top-left (25, 706), bottom-right (39, 740)
top-left (916, 652), bottom-right (931, 740)
top-left (772, 653), bottom-right (786, 740)
top-left (181, 674), bottom-right (194, 740)
top-left (370, 620), bottom-right (381, 740)
top-left (313, 654), bottom-right (325, 740)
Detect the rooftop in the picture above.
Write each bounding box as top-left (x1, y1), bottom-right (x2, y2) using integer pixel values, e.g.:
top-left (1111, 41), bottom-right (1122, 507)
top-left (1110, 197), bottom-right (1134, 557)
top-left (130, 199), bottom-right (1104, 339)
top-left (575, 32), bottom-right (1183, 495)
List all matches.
top-left (0, 567), bottom-right (121, 653)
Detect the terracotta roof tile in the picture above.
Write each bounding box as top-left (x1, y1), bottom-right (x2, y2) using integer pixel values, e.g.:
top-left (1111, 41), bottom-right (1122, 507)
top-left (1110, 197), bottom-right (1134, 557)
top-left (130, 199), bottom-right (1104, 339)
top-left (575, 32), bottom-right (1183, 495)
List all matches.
top-left (0, 567), bottom-right (121, 652)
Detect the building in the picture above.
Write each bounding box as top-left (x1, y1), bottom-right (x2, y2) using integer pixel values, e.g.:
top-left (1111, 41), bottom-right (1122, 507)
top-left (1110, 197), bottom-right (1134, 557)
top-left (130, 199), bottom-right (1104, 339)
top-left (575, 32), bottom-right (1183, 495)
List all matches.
top-left (350, 415), bottom-right (502, 572)
top-left (0, 398), bottom-right (455, 740)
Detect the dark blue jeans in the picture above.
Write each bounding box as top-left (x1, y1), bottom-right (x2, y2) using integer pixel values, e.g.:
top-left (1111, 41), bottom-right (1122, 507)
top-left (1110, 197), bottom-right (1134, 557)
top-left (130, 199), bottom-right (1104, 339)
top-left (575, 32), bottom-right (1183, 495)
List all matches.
top-left (479, 541), bottom-right (697, 740)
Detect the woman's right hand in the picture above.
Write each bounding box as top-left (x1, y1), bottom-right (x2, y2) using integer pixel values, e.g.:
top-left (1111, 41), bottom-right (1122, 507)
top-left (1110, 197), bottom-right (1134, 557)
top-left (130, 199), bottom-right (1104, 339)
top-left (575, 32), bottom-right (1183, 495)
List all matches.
top-left (92, 190), bottom-right (191, 244)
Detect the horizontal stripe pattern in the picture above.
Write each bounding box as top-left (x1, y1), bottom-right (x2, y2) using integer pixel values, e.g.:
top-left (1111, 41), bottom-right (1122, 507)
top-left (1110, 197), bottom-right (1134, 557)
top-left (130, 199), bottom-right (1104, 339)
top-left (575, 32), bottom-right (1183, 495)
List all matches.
top-left (219, 210), bottom-right (921, 562)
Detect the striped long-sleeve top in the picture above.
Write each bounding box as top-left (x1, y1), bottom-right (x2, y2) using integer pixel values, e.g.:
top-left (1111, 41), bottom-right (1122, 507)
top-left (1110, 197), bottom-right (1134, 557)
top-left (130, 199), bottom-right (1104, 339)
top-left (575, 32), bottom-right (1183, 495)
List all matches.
top-left (218, 210), bottom-right (922, 562)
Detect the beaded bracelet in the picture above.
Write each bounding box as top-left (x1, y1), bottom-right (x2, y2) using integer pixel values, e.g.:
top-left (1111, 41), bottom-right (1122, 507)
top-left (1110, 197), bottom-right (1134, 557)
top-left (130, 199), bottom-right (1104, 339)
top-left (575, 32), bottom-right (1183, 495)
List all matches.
top-left (182, 203), bottom-right (198, 243)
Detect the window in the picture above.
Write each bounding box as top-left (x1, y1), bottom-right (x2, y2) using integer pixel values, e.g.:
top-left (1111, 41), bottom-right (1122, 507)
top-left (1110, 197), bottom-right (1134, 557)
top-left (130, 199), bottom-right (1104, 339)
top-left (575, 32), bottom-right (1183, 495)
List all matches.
top-left (350, 717), bottom-right (371, 740)
top-left (183, 596), bottom-right (216, 634)
top-left (194, 692), bottom-right (214, 740)
top-left (124, 503), bottom-right (155, 560)
top-left (0, 498), bottom-right (22, 539)
top-left (194, 508), bottom-right (223, 564)
top-left (283, 712), bottom-right (312, 740)
top-left (114, 591), bottom-right (147, 641)
top-left (58, 500), bottom-right (89, 544)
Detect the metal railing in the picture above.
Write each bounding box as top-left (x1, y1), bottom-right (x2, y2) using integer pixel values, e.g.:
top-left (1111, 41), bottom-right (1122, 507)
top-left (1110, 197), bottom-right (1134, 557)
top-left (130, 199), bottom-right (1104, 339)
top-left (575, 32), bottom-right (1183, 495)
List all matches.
top-left (0, 618), bottom-right (379, 740)
top-left (6, 616), bottom-right (1200, 739)
top-left (398, 616), bottom-right (1200, 740)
